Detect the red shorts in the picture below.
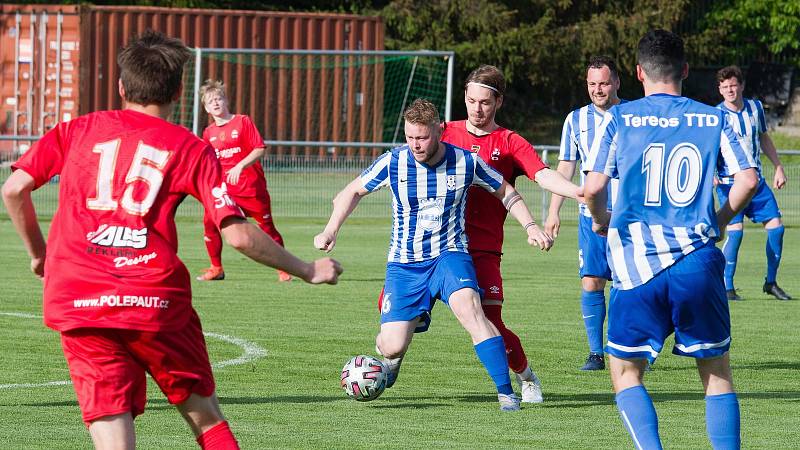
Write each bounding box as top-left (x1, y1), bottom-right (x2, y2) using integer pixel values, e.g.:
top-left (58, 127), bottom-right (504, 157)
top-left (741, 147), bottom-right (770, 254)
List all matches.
top-left (471, 251), bottom-right (504, 305)
top-left (232, 191), bottom-right (273, 224)
top-left (60, 310), bottom-right (215, 425)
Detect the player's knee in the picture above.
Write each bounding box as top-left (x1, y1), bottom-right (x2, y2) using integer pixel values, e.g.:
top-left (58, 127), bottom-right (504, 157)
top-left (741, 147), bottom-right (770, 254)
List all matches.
top-left (376, 333), bottom-right (409, 359)
top-left (581, 276), bottom-right (606, 291)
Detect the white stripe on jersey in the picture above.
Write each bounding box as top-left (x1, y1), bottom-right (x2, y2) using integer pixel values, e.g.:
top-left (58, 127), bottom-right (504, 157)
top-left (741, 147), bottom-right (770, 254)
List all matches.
top-left (397, 156), bottom-right (411, 263)
top-left (607, 228), bottom-right (633, 290)
top-left (673, 227), bottom-right (694, 256)
top-left (629, 222), bottom-right (654, 284)
top-left (649, 224), bottom-right (674, 270)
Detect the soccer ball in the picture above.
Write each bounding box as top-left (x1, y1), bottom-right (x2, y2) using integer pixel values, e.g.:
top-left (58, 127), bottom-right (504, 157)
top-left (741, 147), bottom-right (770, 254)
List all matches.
top-left (340, 355), bottom-right (388, 401)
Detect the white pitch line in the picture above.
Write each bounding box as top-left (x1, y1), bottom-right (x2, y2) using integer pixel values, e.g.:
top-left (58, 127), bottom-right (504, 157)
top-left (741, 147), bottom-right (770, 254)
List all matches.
top-left (0, 312), bottom-right (267, 390)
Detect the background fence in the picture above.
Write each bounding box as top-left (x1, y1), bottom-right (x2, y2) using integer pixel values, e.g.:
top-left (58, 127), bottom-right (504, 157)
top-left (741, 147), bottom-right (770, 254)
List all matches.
top-left (1, 143), bottom-right (798, 225)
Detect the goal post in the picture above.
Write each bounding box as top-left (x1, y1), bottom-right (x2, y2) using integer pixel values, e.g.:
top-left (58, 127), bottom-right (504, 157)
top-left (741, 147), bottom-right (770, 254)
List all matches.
top-left (175, 48), bottom-right (455, 159)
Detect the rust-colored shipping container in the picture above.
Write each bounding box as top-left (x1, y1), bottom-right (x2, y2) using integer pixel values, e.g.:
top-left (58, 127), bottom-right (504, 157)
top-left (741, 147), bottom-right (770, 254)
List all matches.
top-left (0, 4), bottom-right (384, 157)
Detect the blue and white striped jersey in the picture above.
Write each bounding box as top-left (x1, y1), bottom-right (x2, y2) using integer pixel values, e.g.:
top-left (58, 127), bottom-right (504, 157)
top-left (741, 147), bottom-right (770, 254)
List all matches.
top-left (717, 98), bottom-right (767, 184)
top-left (560, 102), bottom-right (626, 216)
top-left (360, 143), bottom-right (504, 263)
top-left (587, 93), bottom-right (755, 290)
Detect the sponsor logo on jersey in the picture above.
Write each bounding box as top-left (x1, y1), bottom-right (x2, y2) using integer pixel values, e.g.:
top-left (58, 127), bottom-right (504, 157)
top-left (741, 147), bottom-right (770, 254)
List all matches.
top-left (210, 136), bottom-right (217, 142)
top-left (470, 144), bottom-right (480, 153)
top-left (491, 148), bottom-right (500, 161)
top-left (212, 182), bottom-right (237, 209)
top-left (113, 251), bottom-right (158, 268)
top-left (418, 197), bottom-right (445, 231)
top-left (216, 146), bottom-right (242, 159)
top-left (86, 224), bottom-right (147, 249)
top-left (446, 175), bottom-right (456, 191)
top-left (72, 295), bottom-right (170, 309)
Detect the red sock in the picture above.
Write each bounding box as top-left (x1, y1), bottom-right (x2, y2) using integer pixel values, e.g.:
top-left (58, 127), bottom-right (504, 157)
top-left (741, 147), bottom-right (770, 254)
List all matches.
top-left (196, 421), bottom-right (239, 450)
top-left (202, 214), bottom-right (224, 267)
top-left (483, 304), bottom-right (529, 373)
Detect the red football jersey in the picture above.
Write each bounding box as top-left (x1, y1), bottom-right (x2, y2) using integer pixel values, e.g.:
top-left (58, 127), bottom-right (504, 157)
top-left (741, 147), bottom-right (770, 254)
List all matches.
top-left (13, 109), bottom-right (245, 332)
top-left (202, 114), bottom-right (267, 198)
top-left (441, 120), bottom-right (547, 254)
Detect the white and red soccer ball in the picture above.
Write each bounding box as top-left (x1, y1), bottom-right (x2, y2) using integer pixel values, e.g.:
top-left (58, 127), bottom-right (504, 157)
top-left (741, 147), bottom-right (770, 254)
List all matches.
top-left (340, 355), bottom-right (388, 401)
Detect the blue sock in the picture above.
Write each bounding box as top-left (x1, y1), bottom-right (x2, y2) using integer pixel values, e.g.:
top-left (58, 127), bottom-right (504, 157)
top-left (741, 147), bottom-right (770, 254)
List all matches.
top-left (706, 393), bottom-right (740, 450)
top-left (474, 336), bottom-right (513, 395)
top-left (722, 230), bottom-right (743, 290)
top-left (765, 225), bottom-right (784, 284)
top-left (581, 289), bottom-right (606, 355)
top-left (615, 385), bottom-right (663, 450)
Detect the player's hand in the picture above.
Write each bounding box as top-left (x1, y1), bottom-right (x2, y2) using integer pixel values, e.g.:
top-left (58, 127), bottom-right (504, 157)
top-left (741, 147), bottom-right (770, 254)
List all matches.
top-left (306, 257), bottom-right (343, 284)
top-left (30, 256), bottom-right (45, 279)
top-left (544, 213), bottom-right (561, 239)
top-left (313, 231), bottom-right (337, 253)
top-left (774, 165), bottom-right (787, 190)
top-left (575, 185), bottom-right (586, 205)
top-left (226, 165), bottom-right (243, 185)
top-left (526, 224), bottom-right (554, 251)
top-left (592, 210), bottom-right (611, 236)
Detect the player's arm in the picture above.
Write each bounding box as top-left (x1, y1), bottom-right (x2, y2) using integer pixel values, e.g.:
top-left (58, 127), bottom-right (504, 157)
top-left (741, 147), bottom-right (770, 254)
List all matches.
top-left (583, 171), bottom-right (611, 236)
top-left (544, 160), bottom-right (578, 238)
top-left (2, 169), bottom-right (46, 278)
top-left (492, 180), bottom-right (554, 251)
top-left (226, 145), bottom-right (266, 185)
top-left (534, 167), bottom-right (581, 199)
top-left (717, 168), bottom-right (759, 229)
top-left (314, 178), bottom-right (370, 253)
top-left (760, 133), bottom-right (786, 190)
top-left (220, 216), bottom-right (342, 284)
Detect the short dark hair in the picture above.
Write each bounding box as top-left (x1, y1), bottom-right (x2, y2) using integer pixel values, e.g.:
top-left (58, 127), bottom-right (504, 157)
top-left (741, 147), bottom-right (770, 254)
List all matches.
top-left (464, 65), bottom-right (506, 98)
top-left (587, 55), bottom-right (619, 79)
top-left (637, 29), bottom-right (685, 83)
top-left (117, 30), bottom-right (192, 106)
top-left (716, 65), bottom-right (744, 85)
top-left (403, 98), bottom-right (440, 129)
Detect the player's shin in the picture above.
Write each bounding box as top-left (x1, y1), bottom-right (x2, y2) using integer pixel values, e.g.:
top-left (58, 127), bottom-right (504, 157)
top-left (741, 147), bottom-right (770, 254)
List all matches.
top-left (705, 393), bottom-right (741, 450)
top-left (196, 421), bottom-right (239, 450)
top-left (615, 385), bottom-right (663, 450)
top-left (474, 336), bottom-right (513, 395)
top-left (581, 289), bottom-right (606, 355)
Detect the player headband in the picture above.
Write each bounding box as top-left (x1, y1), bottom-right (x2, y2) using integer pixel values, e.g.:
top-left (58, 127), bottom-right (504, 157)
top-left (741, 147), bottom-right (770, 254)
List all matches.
top-left (467, 82), bottom-right (499, 93)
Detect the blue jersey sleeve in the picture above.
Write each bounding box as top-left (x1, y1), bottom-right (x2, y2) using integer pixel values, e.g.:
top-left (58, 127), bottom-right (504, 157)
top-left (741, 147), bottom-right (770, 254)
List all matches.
top-left (360, 151), bottom-right (391, 192)
top-left (755, 100), bottom-right (767, 134)
top-left (559, 111), bottom-right (578, 161)
top-left (587, 110), bottom-right (618, 179)
top-left (472, 154), bottom-right (504, 192)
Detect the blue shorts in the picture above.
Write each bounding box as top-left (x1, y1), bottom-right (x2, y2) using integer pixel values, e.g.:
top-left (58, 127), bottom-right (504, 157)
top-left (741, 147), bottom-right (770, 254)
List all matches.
top-left (605, 243), bottom-right (731, 363)
top-left (716, 178), bottom-right (781, 225)
top-left (381, 251), bottom-right (481, 333)
top-left (578, 214), bottom-right (612, 280)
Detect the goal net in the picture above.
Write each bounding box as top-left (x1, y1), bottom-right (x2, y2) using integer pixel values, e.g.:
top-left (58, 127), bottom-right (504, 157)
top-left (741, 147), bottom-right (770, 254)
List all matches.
top-left (173, 49), bottom-right (454, 160)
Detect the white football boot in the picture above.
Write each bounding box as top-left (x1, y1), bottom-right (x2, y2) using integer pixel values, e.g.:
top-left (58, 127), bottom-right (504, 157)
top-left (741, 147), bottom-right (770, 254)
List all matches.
top-left (517, 370), bottom-right (543, 403)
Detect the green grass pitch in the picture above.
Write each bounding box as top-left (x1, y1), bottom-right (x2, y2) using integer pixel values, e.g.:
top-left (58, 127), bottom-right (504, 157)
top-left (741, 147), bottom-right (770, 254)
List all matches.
top-left (0, 217), bottom-right (798, 449)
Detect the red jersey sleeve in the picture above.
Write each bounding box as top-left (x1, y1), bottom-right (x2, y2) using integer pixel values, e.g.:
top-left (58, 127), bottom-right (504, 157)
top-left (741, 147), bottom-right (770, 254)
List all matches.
top-left (11, 122), bottom-right (68, 188)
top-left (240, 115), bottom-right (265, 152)
top-left (185, 145), bottom-right (245, 227)
top-left (509, 133), bottom-right (547, 181)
